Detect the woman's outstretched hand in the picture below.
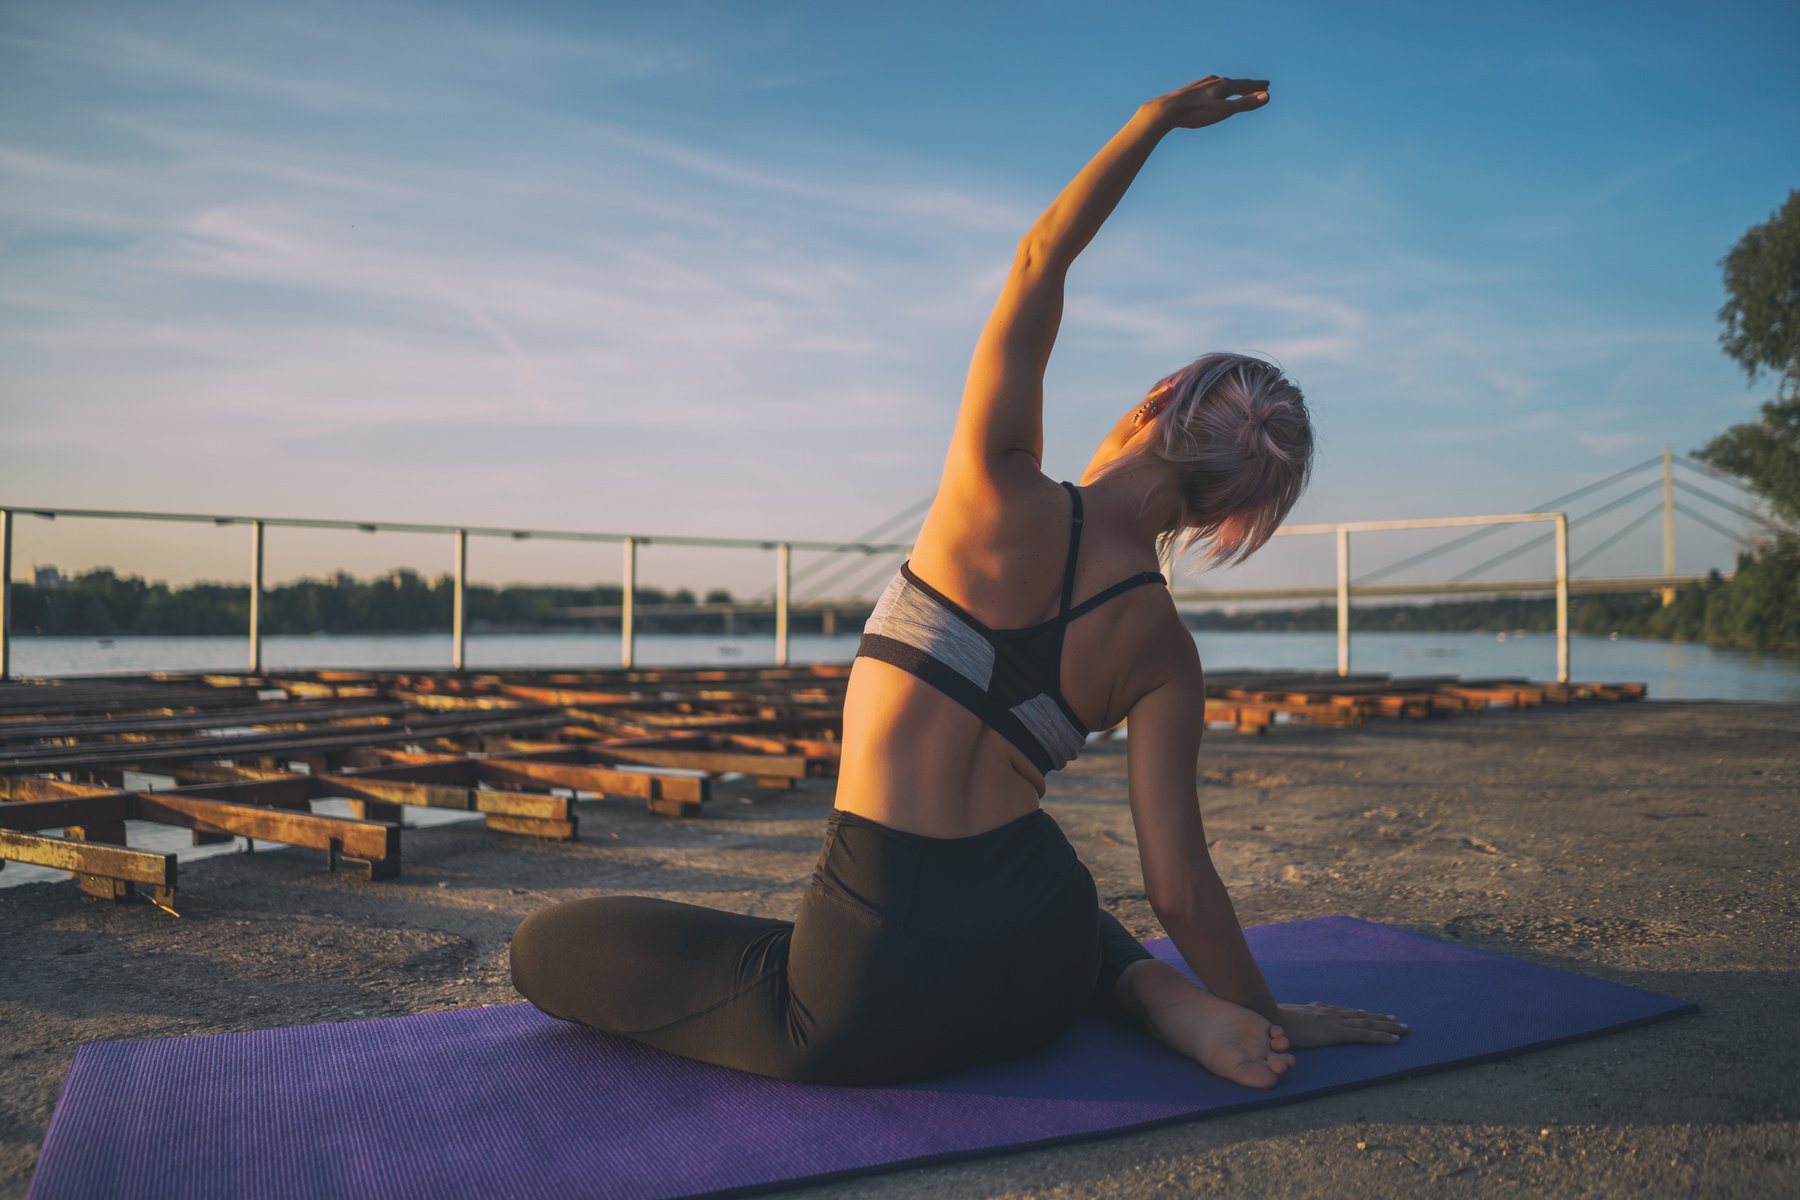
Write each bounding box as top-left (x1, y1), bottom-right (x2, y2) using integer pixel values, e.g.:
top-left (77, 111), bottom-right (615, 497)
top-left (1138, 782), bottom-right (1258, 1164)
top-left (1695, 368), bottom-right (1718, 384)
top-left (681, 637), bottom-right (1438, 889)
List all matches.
top-left (1144, 75), bottom-right (1271, 130)
top-left (1277, 1001), bottom-right (1409, 1048)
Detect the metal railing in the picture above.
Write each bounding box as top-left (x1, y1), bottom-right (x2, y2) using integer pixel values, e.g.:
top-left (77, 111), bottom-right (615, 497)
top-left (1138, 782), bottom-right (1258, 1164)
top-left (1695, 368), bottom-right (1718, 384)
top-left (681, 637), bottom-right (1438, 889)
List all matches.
top-left (0, 505), bottom-right (914, 680)
top-left (1178, 512), bottom-right (1574, 680)
top-left (0, 502), bottom-right (1733, 684)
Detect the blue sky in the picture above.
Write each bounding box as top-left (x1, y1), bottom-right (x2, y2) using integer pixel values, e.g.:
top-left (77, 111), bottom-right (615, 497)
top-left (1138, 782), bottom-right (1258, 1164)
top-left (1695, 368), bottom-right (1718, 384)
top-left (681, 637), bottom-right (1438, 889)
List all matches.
top-left (2, 0), bottom-right (1795, 596)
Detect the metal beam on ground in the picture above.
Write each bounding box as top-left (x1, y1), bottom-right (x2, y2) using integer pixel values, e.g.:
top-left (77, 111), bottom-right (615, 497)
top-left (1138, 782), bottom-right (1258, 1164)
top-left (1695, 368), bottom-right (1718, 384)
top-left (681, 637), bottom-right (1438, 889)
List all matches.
top-left (0, 829), bottom-right (175, 888)
top-left (132, 792), bottom-right (399, 875)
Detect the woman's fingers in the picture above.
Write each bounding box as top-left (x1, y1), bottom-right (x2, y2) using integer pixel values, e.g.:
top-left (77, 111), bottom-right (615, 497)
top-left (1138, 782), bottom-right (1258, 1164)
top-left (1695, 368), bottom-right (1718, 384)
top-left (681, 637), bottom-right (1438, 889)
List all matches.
top-left (1351, 1027), bottom-right (1404, 1043)
top-left (1318, 1004), bottom-right (1397, 1021)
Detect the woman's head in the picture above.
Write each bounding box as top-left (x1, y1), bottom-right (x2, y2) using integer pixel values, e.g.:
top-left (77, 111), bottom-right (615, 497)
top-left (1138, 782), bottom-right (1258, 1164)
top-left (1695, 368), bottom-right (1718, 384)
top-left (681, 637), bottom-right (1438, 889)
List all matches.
top-left (1126, 352), bottom-right (1314, 568)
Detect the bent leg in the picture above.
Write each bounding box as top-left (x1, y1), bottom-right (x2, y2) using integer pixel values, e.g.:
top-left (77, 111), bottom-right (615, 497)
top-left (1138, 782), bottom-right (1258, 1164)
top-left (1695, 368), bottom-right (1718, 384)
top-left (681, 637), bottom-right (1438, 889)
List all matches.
top-left (1089, 907), bottom-right (1153, 1024)
top-left (510, 896), bottom-right (807, 1077)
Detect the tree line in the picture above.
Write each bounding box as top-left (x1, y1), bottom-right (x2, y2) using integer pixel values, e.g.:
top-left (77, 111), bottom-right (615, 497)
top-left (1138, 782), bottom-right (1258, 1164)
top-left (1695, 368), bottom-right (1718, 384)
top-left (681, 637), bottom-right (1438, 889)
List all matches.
top-left (4, 569), bottom-right (735, 637)
top-left (1182, 577), bottom-right (1793, 650)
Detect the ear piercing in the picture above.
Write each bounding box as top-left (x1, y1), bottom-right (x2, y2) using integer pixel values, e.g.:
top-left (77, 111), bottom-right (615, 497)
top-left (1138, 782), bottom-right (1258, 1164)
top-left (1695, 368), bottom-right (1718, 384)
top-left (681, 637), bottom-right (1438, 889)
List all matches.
top-left (1133, 391), bottom-right (1171, 428)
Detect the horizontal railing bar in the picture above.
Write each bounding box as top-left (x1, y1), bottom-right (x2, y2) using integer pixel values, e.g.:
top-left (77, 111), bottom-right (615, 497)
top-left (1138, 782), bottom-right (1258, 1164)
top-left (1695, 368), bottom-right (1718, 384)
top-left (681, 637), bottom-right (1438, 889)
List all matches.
top-left (561, 601), bottom-right (868, 618)
top-left (562, 574), bottom-right (1724, 615)
top-left (1274, 513), bottom-right (1563, 536)
top-left (0, 505), bottom-right (915, 555)
top-left (1172, 574), bottom-right (1719, 603)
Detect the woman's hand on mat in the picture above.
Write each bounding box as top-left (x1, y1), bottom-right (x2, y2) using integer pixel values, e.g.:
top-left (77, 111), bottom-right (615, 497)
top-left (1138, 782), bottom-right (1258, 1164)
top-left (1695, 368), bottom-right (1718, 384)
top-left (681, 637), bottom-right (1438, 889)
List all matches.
top-left (1142, 75), bottom-right (1270, 131)
top-left (1276, 1002), bottom-right (1408, 1049)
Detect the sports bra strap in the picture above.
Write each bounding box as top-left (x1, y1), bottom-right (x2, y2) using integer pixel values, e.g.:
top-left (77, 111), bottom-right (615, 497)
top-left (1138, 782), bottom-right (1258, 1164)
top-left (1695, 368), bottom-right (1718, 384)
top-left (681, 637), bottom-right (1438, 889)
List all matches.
top-left (1058, 481), bottom-right (1084, 615)
top-left (1062, 571), bottom-right (1167, 623)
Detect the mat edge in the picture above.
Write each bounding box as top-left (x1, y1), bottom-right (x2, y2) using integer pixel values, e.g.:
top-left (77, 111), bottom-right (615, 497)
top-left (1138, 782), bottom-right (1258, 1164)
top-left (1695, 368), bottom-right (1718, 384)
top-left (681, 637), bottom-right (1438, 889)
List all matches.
top-left (676, 999), bottom-right (1700, 1200)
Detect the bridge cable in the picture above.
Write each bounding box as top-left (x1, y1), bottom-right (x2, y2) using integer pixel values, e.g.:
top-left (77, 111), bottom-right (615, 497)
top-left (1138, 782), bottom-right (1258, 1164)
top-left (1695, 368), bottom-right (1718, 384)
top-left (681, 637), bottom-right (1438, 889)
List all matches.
top-left (1673, 501), bottom-right (1756, 545)
top-left (1671, 478), bottom-right (1785, 533)
top-left (1353, 455), bottom-right (1663, 585)
top-left (1674, 455), bottom-right (1760, 492)
top-left (824, 546), bottom-right (914, 604)
top-left (1447, 480), bottom-right (1664, 582)
top-left (748, 493), bottom-right (934, 601)
top-left (1569, 505), bottom-right (1665, 572)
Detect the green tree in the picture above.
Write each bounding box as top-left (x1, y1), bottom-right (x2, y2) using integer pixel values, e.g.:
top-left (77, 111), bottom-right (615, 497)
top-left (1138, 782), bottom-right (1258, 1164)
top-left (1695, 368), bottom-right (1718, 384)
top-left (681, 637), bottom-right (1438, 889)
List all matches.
top-left (1717, 189), bottom-right (1800, 398)
top-left (1704, 189), bottom-right (1800, 526)
top-left (1695, 398), bottom-right (1800, 529)
top-left (1686, 189), bottom-right (1800, 650)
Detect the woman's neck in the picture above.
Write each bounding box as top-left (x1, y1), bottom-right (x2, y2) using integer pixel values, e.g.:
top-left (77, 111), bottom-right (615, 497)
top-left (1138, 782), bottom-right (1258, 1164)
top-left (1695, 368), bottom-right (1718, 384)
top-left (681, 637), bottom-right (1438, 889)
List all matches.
top-left (1078, 456), bottom-right (1182, 553)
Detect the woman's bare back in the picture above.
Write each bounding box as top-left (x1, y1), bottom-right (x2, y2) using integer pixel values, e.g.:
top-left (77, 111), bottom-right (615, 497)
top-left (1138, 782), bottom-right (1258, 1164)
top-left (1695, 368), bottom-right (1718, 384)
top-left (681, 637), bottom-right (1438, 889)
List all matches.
top-left (836, 470), bottom-right (1183, 837)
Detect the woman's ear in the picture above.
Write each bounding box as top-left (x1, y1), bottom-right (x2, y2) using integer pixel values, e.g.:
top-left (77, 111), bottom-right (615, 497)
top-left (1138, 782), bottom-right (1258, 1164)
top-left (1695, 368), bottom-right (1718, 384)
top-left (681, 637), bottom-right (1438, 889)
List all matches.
top-left (1132, 381), bottom-right (1177, 430)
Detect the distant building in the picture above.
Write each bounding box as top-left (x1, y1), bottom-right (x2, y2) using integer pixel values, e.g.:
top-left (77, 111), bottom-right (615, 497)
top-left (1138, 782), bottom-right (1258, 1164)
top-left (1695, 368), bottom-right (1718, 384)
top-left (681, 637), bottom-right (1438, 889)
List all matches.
top-left (333, 571), bottom-right (356, 590)
top-left (33, 565), bottom-right (66, 590)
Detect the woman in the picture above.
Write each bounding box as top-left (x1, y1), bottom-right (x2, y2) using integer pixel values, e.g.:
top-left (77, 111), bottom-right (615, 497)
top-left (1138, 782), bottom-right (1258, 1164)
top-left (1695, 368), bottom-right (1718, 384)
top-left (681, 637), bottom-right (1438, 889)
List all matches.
top-left (511, 74), bottom-right (1407, 1088)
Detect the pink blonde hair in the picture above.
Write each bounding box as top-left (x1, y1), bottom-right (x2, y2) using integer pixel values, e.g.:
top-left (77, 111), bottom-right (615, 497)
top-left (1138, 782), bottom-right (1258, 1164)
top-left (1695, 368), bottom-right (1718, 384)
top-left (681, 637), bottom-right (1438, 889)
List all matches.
top-left (1139, 353), bottom-right (1314, 568)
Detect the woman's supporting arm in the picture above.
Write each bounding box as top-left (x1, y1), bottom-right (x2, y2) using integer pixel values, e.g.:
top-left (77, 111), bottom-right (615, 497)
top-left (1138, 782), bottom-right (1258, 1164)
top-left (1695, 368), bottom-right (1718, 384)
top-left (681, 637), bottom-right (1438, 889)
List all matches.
top-left (1124, 626), bottom-right (1280, 1023)
top-left (1123, 626), bottom-right (1413, 1050)
top-left (945, 76), bottom-right (1270, 485)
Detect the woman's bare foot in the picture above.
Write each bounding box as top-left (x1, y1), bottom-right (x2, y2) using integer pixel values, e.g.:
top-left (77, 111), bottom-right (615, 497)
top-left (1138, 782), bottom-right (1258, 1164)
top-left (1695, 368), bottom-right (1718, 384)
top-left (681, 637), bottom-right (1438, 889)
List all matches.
top-left (1122, 961), bottom-right (1296, 1089)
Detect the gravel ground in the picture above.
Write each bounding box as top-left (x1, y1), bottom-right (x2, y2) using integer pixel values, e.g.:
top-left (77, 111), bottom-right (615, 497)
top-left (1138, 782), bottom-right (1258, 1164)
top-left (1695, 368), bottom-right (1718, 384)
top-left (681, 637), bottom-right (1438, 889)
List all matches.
top-left (3, 701), bottom-right (1796, 1198)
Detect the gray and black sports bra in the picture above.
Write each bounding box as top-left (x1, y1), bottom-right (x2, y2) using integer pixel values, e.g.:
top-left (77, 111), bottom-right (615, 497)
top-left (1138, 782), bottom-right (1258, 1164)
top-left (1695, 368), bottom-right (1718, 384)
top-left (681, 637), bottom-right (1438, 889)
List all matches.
top-left (855, 482), bottom-right (1165, 775)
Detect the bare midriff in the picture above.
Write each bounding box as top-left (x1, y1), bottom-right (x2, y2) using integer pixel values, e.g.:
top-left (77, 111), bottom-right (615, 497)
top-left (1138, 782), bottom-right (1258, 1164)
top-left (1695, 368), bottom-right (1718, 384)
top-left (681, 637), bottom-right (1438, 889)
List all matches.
top-left (834, 575), bottom-right (1168, 839)
top-left (833, 656), bottom-right (1048, 839)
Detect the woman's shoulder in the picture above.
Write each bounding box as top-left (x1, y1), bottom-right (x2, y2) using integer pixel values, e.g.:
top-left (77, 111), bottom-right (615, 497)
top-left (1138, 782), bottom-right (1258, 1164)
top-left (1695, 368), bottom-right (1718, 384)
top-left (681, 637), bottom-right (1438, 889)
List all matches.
top-left (1071, 587), bottom-right (1198, 732)
top-left (910, 467), bottom-right (1071, 589)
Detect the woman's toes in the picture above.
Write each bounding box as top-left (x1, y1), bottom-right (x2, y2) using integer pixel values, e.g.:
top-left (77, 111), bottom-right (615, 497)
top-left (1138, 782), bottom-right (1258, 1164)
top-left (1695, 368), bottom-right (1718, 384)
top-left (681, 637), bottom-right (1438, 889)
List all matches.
top-left (1233, 1060), bottom-right (1280, 1089)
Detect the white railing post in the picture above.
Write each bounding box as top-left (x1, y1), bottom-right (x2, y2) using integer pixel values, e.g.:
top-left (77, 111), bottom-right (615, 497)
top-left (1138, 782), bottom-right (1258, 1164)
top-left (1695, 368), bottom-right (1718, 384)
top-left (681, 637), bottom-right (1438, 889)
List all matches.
top-left (1661, 445), bottom-right (1676, 607)
top-left (1555, 512), bottom-right (1570, 684)
top-left (452, 528), bottom-right (468, 671)
top-left (0, 509), bottom-right (12, 682)
top-left (775, 542), bottom-right (791, 667)
top-left (621, 536), bottom-right (637, 669)
top-left (248, 519), bottom-right (264, 674)
top-left (1335, 525), bottom-right (1351, 677)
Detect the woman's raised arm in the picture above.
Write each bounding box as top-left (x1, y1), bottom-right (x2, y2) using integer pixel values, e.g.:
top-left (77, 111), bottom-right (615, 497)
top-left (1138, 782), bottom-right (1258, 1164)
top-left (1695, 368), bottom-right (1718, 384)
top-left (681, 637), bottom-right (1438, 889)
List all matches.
top-left (943, 76), bottom-right (1271, 489)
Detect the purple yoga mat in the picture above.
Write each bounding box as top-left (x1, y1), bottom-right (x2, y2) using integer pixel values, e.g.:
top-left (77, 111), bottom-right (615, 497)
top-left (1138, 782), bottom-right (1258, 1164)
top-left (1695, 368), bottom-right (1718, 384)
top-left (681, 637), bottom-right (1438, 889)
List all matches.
top-left (31, 917), bottom-right (1692, 1200)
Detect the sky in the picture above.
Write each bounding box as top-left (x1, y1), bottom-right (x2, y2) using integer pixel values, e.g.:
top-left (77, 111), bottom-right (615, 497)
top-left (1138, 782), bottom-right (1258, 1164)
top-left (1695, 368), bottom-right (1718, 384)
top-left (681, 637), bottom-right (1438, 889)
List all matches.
top-left (2, 0), bottom-right (1796, 599)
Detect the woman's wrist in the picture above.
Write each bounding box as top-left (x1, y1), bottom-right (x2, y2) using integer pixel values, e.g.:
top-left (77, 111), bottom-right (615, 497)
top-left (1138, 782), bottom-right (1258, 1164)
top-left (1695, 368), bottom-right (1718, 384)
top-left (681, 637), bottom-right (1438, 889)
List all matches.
top-left (1131, 101), bottom-right (1177, 138)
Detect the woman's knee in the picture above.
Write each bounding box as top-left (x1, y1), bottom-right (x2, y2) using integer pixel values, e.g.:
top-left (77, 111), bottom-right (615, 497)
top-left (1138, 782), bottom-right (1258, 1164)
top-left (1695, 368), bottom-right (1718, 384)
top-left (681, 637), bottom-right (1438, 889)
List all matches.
top-left (508, 897), bottom-right (642, 1014)
top-left (508, 903), bottom-right (570, 1010)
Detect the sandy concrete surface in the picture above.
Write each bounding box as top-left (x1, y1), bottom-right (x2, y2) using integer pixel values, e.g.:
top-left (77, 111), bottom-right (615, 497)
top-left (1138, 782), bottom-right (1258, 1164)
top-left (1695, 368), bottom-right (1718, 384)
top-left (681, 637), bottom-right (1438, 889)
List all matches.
top-left (3, 701), bottom-right (1796, 1198)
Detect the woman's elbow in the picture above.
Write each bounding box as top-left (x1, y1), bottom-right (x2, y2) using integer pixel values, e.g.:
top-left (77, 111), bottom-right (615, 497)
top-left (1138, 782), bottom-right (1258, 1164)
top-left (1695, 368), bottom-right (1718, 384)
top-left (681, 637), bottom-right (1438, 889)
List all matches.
top-left (1012, 233), bottom-right (1064, 277)
top-left (1146, 876), bottom-right (1207, 926)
